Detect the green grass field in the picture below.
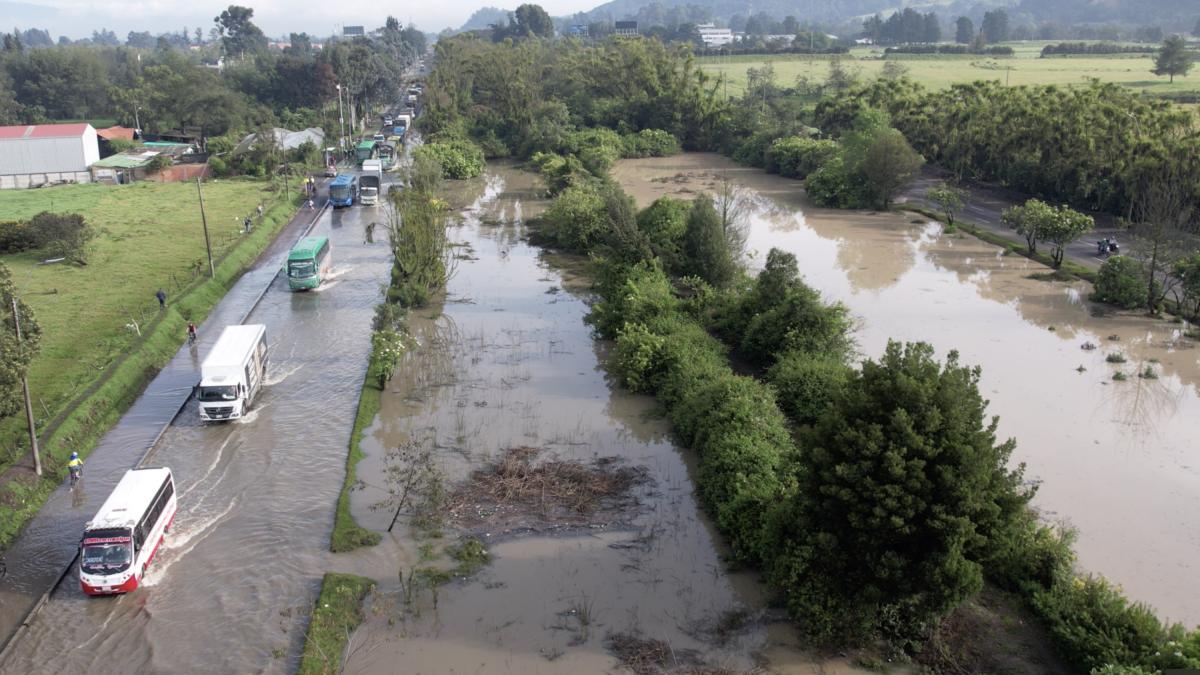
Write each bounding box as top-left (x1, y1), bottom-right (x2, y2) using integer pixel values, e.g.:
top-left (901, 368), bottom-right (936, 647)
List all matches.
top-left (0, 178), bottom-right (285, 463)
top-left (699, 43), bottom-right (1199, 98)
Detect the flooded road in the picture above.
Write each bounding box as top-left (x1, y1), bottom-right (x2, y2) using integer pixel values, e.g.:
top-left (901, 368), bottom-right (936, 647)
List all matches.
top-left (338, 166), bottom-right (862, 673)
top-left (613, 154), bottom-right (1200, 627)
top-left (1, 202), bottom-right (393, 673)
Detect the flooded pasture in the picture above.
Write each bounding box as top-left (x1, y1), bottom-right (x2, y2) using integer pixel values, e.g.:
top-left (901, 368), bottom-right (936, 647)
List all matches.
top-left (338, 166), bottom-right (862, 673)
top-left (612, 154), bottom-right (1200, 627)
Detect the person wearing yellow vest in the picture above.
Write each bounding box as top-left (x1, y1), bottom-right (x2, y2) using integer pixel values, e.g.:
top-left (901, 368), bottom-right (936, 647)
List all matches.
top-left (67, 452), bottom-right (83, 484)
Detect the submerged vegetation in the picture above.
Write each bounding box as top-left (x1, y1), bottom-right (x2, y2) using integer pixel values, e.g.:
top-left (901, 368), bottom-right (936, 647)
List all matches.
top-left (420, 29), bottom-right (1200, 670)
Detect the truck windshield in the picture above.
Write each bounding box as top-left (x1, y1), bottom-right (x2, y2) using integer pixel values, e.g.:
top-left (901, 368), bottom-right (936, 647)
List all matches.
top-left (288, 261), bottom-right (316, 278)
top-left (199, 385), bottom-right (238, 401)
top-left (81, 539), bottom-right (132, 574)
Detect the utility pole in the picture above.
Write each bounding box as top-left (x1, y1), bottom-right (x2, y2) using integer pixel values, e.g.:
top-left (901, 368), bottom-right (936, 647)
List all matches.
top-left (336, 84), bottom-right (347, 159)
top-left (10, 295), bottom-right (41, 477)
top-left (195, 177), bottom-right (215, 278)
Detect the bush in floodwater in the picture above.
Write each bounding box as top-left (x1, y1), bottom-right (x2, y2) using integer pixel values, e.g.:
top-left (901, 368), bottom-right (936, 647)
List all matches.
top-left (1092, 256), bottom-right (1146, 310)
top-left (1105, 352), bottom-right (1127, 364)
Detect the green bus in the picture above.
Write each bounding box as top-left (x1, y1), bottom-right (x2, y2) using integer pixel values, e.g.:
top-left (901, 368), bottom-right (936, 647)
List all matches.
top-left (354, 140), bottom-right (376, 165)
top-left (286, 236), bottom-right (332, 291)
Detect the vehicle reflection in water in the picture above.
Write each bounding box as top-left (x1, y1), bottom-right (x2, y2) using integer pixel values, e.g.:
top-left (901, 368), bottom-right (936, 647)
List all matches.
top-left (613, 153), bottom-right (1200, 625)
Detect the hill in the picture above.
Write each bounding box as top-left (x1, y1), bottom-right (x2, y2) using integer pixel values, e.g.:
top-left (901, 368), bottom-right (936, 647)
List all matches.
top-left (459, 7), bottom-right (513, 31)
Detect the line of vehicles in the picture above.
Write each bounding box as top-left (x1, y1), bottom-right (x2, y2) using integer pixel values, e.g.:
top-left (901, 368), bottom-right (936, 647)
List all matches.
top-left (80, 230), bottom-right (342, 594)
top-left (330, 86), bottom-right (421, 208)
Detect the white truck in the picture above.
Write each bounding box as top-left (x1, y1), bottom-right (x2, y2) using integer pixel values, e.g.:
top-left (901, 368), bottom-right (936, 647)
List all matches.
top-left (360, 159), bottom-right (383, 205)
top-left (197, 324), bottom-right (268, 422)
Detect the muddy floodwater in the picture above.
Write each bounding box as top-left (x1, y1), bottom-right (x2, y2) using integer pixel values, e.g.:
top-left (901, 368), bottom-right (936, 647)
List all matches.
top-left (613, 154), bottom-right (1200, 627)
top-left (338, 166), bottom-right (864, 673)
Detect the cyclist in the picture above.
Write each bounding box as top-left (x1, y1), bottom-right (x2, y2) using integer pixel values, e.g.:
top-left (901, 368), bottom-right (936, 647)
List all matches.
top-left (187, 322), bottom-right (198, 345)
top-left (67, 452), bottom-right (83, 484)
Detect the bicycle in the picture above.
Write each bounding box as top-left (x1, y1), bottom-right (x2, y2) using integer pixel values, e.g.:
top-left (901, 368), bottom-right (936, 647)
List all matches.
top-left (69, 466), bottom-right (82, 487)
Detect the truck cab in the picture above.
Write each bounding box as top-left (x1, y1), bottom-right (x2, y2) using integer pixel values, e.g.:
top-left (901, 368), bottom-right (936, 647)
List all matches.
top-left (198, 324), bottom-right (268, 422)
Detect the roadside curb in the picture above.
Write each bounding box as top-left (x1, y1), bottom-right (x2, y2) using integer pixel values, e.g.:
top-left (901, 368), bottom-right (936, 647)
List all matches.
top-left (0, 202), bottom-right (328, 666)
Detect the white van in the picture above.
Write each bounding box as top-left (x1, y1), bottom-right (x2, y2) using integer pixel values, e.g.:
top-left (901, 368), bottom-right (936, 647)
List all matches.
top-left (197, 324), bottom-right (268, 421)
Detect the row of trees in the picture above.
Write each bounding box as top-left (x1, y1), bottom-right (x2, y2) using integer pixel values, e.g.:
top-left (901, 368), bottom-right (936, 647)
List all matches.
top-left (0, 6), bottom-right (424, 145)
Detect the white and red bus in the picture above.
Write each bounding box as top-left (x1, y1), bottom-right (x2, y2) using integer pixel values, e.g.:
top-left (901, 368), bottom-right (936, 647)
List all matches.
top-left (79, 467), bottom-right (177, 595)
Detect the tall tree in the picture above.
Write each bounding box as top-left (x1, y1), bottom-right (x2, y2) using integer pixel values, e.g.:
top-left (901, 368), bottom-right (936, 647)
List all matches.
top-left (682, 195), bottom-right (735, 287)
top-left (771, 341), bottom-right (1028, 641)
top-left (955, 16), bottom-right (975, 44)
top-left (1152, 35), bottom-right (1193, 83)
top-left (981, 9), bottom-right (1009, 43)
top-left (859, 128), bottom-right (924, 209)
top-left (1131, 158), bottom-right (1197, 311)
top-left (214, 5), bottom-right (267, 57)
top-left (922, 13), bottom-right (941, 43)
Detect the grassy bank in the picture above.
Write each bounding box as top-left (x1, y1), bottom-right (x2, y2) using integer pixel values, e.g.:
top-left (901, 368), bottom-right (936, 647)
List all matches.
top-left (0, 181), bottom-right (300, 551)
top-left (330, 381), bottom-right (383, 553)
top-left (298, 572), bottom-right (375, 675)
top-left (0, 179), bottom-right (292, 468)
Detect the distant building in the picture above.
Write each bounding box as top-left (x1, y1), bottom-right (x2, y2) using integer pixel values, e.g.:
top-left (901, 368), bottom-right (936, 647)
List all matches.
top-left (568, 24), bottom-right (589, 37)
top-left (615, 21), bottom-right (638, 37)
top-left (697, 23), bottom-right (734, 47)
top-left (343, 25), bottom-right (364, 37)
top-left (0, 123), bottom-right (99, 189)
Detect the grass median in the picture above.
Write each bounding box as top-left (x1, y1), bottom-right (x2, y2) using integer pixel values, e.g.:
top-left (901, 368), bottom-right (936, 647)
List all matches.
top-left (298, 572), bottom-right (375, 675)
top-left (0, 177), bottom-right (301, 552)
top-left (330, 380), bottom-right (382, 553)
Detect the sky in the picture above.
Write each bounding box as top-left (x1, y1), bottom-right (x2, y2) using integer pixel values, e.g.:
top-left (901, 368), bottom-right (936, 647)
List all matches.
top-left (3, 0), bottom-right (603, 40)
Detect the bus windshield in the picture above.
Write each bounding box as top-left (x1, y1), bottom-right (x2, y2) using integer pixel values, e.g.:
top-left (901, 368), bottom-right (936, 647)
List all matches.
top-left (288, 260), bottom-right (316, 278)
top-left (199, 385), bottom-right (238, 401)
top-left (81, 539), bottom-right (132, 574)
top-left (329, 185), bottom-right (352, 201)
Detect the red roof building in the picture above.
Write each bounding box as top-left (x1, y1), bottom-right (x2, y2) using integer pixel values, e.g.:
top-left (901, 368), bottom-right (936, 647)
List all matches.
top-left (0, 123), bottom-right (100, 186)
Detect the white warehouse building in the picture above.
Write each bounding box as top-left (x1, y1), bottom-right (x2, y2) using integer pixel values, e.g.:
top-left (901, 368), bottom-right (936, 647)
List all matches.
top-left (0, 123), bottom-right (100, 189)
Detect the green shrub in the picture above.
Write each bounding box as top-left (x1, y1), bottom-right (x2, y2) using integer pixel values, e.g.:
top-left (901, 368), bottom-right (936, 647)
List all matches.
top-left (537, 183), bottom-right (609, 252)
top-left (731, 129), bottom-right (781, 168)
top-left (529, 151), bottom-right (586, 196)
top-left (805, 154), bottom-right (867, 208)
top-left (1031, 576), bottom-right (1169, 672)
top-left (767, 350), bottom-right (852, 426)
top-left (588, 260), bottom-right (678, 338)
top-left (766, 136), bottom-right (838, 179)
top-left (613, 322), bottom-right (668, 393)
top-left (1092, 256), bottom-right (1145, 310)
top-left (412, 139), bottom-right (485, 179)
top-left (635, 196), bottom-right (688, 270)
top-left (563, 127), bottom-right (623, 175)
top-left (0, 220), bottom-right (38, 253)
top-left (621, 129), bottom-right (681, 158)
top-left (207, 156), bottom-right (230, 177)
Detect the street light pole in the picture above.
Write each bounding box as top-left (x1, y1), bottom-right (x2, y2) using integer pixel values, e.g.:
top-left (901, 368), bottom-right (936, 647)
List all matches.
top-left (336, 84), bottom-right (347, 159)
top-left (10, 295), bottom-right (41, 477)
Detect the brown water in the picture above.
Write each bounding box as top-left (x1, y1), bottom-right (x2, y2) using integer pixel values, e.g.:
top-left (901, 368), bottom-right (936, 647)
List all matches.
top-left (338, 166), bottom-right (865, 673)
top-left (613, 154), bottom-right (1200, 627)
